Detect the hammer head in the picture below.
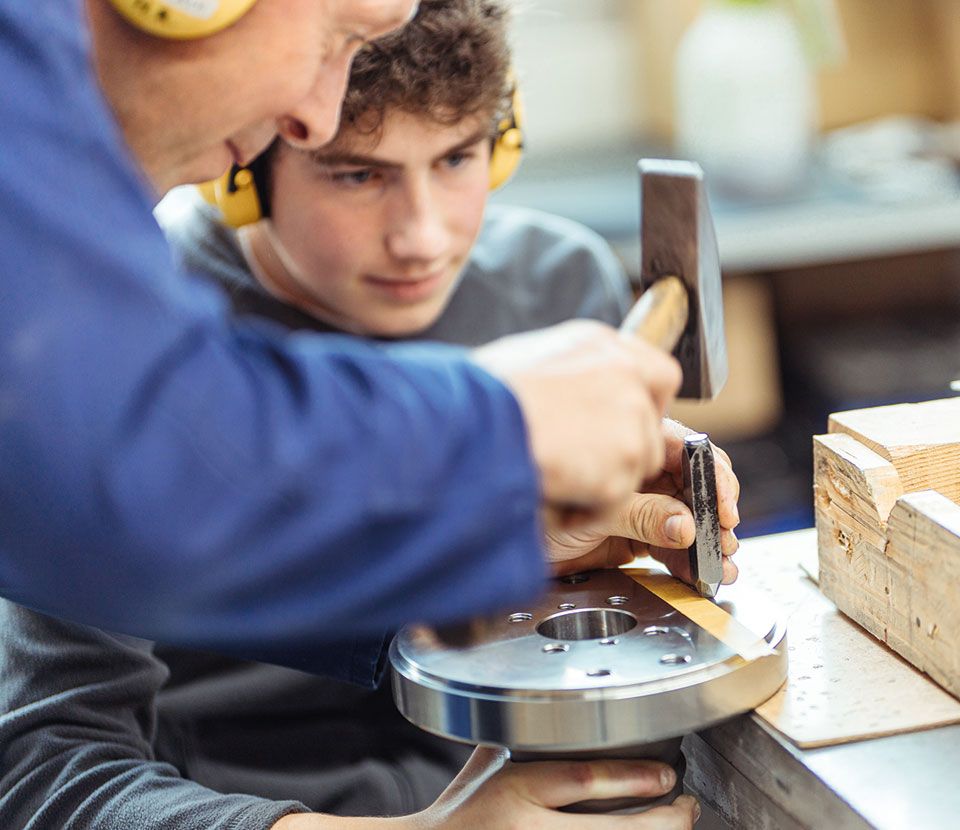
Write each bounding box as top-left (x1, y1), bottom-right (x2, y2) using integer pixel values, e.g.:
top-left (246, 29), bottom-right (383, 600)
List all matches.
top-left (638, 159), bottom-right (727, 400)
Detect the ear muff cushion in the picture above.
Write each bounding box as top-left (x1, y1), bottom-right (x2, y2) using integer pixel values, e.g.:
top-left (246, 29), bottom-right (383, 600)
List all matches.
top-left (107, 0), bottom-right (258, 40)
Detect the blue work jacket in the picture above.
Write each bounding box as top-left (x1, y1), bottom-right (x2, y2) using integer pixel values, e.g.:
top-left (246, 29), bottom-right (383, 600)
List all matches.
top-left (0, 1), bottom-right (546, 676)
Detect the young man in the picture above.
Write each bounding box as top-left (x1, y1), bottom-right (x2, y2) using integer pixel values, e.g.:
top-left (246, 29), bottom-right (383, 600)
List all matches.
top-left (2, 0), bottom-right (683, 665)
top-left (0, 3), bottom-right (736, 828)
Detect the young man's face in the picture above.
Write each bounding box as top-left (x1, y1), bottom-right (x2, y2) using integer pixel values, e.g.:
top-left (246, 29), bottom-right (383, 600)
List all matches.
top-left (253, 110), bottom-right (493, 337)
top-left (90, 0), bottom-right (418, 191)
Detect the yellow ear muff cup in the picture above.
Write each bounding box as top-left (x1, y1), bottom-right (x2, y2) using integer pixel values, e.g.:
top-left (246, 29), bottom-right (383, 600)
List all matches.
top-left (107, 0), bottom-right (258, 40)
top-left (198, 165), bottom-right (263, 228)
top-left (489, 82), bottom-right (525, 191)
top-left (489, 126), bottom-right (523, 191)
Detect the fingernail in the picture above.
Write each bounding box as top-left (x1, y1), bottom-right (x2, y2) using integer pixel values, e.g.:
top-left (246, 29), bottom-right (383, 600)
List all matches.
top-left (665, 515), bottom-right (685, 543)
top-left (732, 504), bottom-right (741, 526)
top-left (660, 767), bottom-right (676, 790)
top-left (695, 800), bottom-right (702, 821)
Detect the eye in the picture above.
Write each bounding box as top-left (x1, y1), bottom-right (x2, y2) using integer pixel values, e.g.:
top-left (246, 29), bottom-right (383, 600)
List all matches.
top-left (443, 150), bottom-right (475, 169)
top-left (330, 168), bottom-right (375, 187)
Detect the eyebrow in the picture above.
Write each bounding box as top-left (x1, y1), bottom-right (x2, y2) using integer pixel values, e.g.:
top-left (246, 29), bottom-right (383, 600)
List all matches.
top-left (308, 127), bottom-right (491, 170)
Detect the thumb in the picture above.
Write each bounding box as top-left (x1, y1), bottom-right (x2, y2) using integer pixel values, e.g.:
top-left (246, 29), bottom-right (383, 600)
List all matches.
top-left (614, 493), bottom-right (695, 549)
top-left (432, 746), bottom-right (508, 808)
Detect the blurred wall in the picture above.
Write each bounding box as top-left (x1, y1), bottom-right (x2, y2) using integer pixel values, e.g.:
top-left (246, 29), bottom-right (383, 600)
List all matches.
top-left (511, 0), bottom-right (644, 155)
top-left (632, 0), bottom-right (960, 141)
top-left (510, 0), bottom-right (960, 157)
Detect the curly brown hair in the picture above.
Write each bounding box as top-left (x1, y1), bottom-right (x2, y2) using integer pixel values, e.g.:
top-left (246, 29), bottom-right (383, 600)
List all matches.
top-left (248, 0), bottom-right (512, 215)
top-left (340, 0), bottom-right (513, 140)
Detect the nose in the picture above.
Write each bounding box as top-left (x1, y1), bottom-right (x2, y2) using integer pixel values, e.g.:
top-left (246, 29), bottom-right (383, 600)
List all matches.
top-left (385, 176), bottom-right (450, 265)
top-left (277, 47), bottom-right (355, 150)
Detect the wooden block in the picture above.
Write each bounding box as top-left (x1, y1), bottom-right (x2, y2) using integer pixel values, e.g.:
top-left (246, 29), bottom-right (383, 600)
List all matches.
top-left (828, 398), bottom-right (960, 503)
top-left (815, 398), bottom-right (960, 698)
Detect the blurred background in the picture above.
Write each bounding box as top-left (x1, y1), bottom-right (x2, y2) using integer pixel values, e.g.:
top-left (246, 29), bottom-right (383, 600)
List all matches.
top-left (494, 0), bottom-right (960, 537)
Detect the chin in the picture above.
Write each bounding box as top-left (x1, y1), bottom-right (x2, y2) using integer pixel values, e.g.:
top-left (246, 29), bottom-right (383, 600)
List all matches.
top-left (370, 311), bottom-right (443, 340)
top-left (169, 148), bottom-right (232, 189)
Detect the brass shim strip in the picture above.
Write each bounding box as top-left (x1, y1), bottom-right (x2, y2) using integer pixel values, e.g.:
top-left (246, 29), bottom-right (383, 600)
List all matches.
top-left (625, 569), bottom-right (774, 662)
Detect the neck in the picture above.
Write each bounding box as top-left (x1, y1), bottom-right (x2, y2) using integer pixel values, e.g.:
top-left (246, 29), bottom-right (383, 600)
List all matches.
top-left (238, 222), bottom-right (368, 336)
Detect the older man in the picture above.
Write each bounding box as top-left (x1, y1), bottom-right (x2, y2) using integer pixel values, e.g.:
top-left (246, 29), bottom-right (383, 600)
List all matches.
top-left (0, 1), bottom-right (680, 666)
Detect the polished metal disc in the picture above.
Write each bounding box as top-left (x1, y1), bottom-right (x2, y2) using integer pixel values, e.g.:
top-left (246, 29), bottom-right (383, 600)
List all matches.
top-left (391, 568), bottom-right (787, 752)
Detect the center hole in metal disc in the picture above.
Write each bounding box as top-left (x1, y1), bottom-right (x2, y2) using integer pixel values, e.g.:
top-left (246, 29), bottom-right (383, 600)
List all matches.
top-left (536, 608), bottom-right (638, 641)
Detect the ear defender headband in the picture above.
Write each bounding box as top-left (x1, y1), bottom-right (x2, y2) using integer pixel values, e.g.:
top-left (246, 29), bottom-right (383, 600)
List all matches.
top-left (107, 0), bottom-right (258, 39)
top-left (199, 81), bottom-right (526, 228)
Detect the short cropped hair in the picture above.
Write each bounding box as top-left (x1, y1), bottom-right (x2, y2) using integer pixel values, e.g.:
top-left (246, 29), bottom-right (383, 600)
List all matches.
top-left (340, 0), bottom-right (512, 140)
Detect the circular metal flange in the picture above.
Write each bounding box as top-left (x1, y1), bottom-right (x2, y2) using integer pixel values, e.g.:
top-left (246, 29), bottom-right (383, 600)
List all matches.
top-left (391, 568), bottom-right (787, 752)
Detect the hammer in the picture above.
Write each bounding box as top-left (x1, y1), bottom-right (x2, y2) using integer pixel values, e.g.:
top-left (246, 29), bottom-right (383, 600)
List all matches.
top-left (620, 159), bottom-right (728, 598)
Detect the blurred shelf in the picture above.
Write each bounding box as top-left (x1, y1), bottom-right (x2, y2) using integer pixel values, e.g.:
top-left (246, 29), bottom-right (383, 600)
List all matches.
top-left (492, 148), bottom-right (960, 273)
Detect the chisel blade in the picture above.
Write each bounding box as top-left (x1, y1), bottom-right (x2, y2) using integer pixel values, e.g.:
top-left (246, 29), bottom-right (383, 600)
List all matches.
top-left (681, 432), bottom-right (724, 598)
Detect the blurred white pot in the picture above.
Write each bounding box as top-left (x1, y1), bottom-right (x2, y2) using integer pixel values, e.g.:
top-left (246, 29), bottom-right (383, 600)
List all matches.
top-left (675, 0), bottom-right (817, 199)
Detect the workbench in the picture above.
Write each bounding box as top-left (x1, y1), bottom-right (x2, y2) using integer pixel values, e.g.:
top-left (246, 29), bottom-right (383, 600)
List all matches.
top-left (687, 528), bottom-right (960, 829)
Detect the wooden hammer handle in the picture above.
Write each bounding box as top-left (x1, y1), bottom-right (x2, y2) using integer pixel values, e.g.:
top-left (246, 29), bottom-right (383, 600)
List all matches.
top-left (620, 275), bottom-right (689, 351)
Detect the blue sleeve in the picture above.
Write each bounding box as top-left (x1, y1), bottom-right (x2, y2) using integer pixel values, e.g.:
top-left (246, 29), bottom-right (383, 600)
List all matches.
top-left (0, 601), bottom-right (309, 830)
top-left (0, 4), bottom-right (547, 671)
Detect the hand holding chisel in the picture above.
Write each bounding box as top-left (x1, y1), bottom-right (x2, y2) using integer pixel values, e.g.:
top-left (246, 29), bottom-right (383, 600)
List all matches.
top-left (619, 159), bottom-right (729, 598)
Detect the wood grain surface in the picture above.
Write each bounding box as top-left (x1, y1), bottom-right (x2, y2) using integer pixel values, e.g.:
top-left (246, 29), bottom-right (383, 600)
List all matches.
top-left (817, 397), bottom-right (960, 699)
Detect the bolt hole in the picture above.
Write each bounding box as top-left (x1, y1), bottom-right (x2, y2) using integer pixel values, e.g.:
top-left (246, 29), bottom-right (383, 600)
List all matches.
top-left (660, 653), bottom-right (692, 665)
top-left (542, 643), bottom-right (569, 654)
top-left (537, 608), bottom-right (637, 641)
top-left (606, 595), bottom-right (629, 606)
top-left (558, 603), bottom-right (576, 610)
top-left (643, 625), bottom-right (670, 636)
top-left (599, 638), bottom-right (619, 646)
top-left (509, 612), bottom-right (533, 623)
top-left (586, 668), bottom-right (611, 677)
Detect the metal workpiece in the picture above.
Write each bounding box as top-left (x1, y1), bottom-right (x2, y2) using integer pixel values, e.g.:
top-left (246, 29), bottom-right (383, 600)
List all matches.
top-left (390, 568), bottom-right (787, 754)
top-left (682, 432), bottom-right (724, 598)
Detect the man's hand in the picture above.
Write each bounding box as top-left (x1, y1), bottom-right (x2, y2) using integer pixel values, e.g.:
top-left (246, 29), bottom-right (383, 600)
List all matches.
top-left (473, 321), bottom-right (682, 512)
top-left (547, 418), bottom-right (740, 586)
top-left (272, 748), bottom-right (699, 829)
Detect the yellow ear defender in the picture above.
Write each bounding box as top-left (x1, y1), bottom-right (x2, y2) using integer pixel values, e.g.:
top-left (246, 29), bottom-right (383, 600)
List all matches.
top-left (197, 164), bottom-right (264, 228)
top-left (199, 81), bottom-right (526, 228)
top-left (107, 0), bottom-right (258, 40)
top-left (488, 82), bottom-right (525, 191)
